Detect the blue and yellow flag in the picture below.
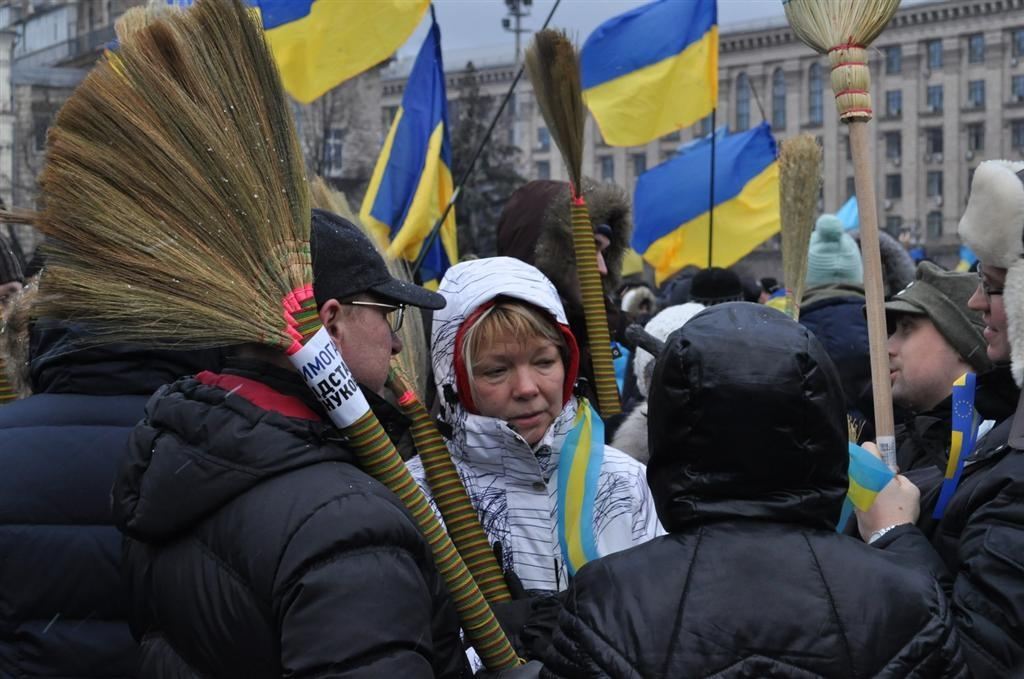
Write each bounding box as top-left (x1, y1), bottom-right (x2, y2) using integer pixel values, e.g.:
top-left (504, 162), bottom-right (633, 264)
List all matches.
top-left (558, 400), bottom-right (606, 575)
top-left (580, 0), bottom-right (718, 147)
top-left (633, 122), bottom-right (779, 284)
top-left (360, 17), bottom-right (457, 284)
top-left (254, 0), bottom-right (430, 103)
top-left (838, 442), bottom-right (896, 532)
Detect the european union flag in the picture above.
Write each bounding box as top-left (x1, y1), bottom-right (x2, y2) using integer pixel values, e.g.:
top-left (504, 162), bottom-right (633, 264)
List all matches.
top-left (633, 123), bottom-right (779, 284)
top-left (359, 17), bottom-right (457, 284)
top-left (581, 0), bottom-right (718, 147)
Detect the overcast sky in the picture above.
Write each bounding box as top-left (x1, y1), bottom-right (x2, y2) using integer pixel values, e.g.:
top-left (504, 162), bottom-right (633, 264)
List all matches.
top-left (398, 0), bottom-right (787, 59)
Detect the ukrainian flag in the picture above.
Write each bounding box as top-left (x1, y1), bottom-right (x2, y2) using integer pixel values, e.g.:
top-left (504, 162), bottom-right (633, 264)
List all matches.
top-left (633, 122), bottom-right (779, 284)
top-left (360, 17), bottom-right (457, 283)
top-left (253, 0), bottom-right (429, 104)
top-left (580, 0), bottom-right (718, 147)
top-left (837, 442), bottom-right (896, 532)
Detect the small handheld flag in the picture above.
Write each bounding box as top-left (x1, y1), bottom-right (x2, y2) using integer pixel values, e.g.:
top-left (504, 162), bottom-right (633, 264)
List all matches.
top-left (933, 372), bottom-right (980, 519)
top-left (838, 442), bottom-right (896, 532)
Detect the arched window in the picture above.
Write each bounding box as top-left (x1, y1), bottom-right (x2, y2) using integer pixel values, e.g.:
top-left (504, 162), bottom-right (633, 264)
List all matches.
top-left (772, 68), bottom-right (786, 129)
top-left (809, 63), bottom-right (823, 126)
top-left (735, 73), bottom-right (750, 131)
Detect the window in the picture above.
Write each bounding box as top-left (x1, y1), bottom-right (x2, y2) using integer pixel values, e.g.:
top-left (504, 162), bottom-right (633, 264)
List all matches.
top-left (846, 176), bottom-right (856, 199)
top-left (1013, 120), bottom-right (1024, 150)
top-left (631, 153), bottom-right (647, 178)
top-left (967, 123), bottom-right (984, 151)
top-left (535, 160), bottom-right (550, 180)
top-left (968, 34), bottom-right (985, 63)
top-left (33, 116), bottom-right (50, 151)
top-left (322, 128), bottom-right (343, 176)
top-left (599, 155), bottom-right (614, 181)
top-left (886, 173), bottom-right (902, 199)
top-left (885, 215), bottom-right (904, 236)
top-left (698, 114), bottom-right (713, 137)
top-left (884, 46), bottom-right (901, 75)
top-left (1014, 29), bottom-right (1024, 57)
top-left (843, 135), bottom-right (852, 161)
top-left (967, 80), bottom-right (985, 109)
top-left (968, 168), bottom-right (977, 198)
top-left (927, 40), bottom-right (943, 69)
top-left (537, 126), bottom-right (550, 151)
top-left (382, 105), bottom-right (399, 128)
top-left (885, 90), bottom-right (902, 117)
top-left (1013, 75), bottom-right (1024, 101)
top-left (664, 130), bottom-right (681, 142)
top-left (772, 68), bottom-right (786, 129)
top-left (927, 84), bottom-right (943, 112)
top-left (809, 63), bottom-right (823, 126)
top-left (927, 211), bottom-right (943, 238)
top-left (925, 127), bottom-right (944, 155)
top-left (927, 171), bottom-right (943, 197)
top-left (885, 131), bottom-right (901, 159)
top-left (735, 73), bottom-right (750, 131)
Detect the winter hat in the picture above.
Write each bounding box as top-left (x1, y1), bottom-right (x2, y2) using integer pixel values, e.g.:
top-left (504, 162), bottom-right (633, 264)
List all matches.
top-left (0, 239), bottom-right (22, 286)
top-left (805, 214), bottom-right (863, 288)
top-left (634, 302), bottom-right (705, 398)
top-left (689, 267), bottom-right (743, 306)
top-left (884, 261), bottom-right (991, 373)
top-left (958, 159), bottom-right (1024, 383)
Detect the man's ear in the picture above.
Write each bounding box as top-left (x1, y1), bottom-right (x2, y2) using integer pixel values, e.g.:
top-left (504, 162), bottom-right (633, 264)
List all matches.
top-left (319, 299), bottom-right (344, 342)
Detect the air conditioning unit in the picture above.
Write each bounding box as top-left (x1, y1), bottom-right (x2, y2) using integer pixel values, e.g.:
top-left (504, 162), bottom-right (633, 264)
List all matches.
top-left (966, 150), bottom-right (975, 160)
top-left (935, 152), bottom-right (943, 162)
top-left (884, 199), bottom-right (894, 210)
top-left (935, 195), bottom-right (944, 207)
top-left (1013, 58), bottom-right (1020, 67)
top-left (893, 157), bottom-right (902, 167)
top-left (1015, 94), bottom-right (1024, 103)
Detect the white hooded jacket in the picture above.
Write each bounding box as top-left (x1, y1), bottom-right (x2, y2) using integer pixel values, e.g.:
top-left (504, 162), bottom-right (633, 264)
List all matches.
top-left (407, 257), bottom-right (661, 592)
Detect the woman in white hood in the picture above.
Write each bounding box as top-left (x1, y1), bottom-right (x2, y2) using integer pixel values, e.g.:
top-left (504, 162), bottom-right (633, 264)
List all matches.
top-left (409, 257), bottom-right (661, 593)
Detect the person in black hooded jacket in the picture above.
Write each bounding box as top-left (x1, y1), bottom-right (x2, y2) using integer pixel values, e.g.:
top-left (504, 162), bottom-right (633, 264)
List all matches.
top-left (0, 320), bottom-right (222, 677)
top-left (540, 303), bottom-right (966, 678)
top-left (111, 211), bottom-right (469, 678)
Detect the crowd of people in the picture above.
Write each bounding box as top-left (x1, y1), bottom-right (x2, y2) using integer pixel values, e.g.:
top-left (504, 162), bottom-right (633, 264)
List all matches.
top-left (0, 3), bottom-right (1022, 677)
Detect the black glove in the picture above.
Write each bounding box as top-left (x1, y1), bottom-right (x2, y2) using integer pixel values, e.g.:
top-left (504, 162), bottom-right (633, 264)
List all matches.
top-left (488, 543), bottom-right (563, 661)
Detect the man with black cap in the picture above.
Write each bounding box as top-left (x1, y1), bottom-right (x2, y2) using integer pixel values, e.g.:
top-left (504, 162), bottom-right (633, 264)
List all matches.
top-left (886, 261), bottom-right (1017, 472)
top-left (111, 210), bottom-right (470, 677)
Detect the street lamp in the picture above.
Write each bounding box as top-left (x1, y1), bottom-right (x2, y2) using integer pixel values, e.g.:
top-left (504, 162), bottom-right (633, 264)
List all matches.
top-left (502, 0), bottom-right (532, 65)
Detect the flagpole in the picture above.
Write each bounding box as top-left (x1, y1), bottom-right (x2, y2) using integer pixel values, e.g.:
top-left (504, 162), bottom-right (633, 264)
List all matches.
top-left (411, 0), bottom-right (563, 276)
top-left (707, 107), bottom-right (717, 267)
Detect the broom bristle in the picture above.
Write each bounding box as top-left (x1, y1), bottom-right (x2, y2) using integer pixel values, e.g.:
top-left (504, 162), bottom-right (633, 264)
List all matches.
top-left (31, 0), bottom-right (309, 351)
top-left (783, 0), bottom-right (900, 53)
top-left (525, 29), bottom-right (584, 192)
top-left (779, 134), bottom-right (821, 317)
top-left (114, 2), bottom-right (175, 43)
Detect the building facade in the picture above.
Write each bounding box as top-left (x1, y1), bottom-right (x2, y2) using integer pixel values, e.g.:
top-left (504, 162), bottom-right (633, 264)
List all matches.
top-left (381, 0), bottom-right (1024, 267)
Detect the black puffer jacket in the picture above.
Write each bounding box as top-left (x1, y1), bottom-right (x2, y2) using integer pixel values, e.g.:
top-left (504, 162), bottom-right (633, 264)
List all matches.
top-left (541, 303), bottom-right (966, 678)
top-left (0, 323), bottom-right (221, 677)
top-left (112, 360), bottom-right (468, 678)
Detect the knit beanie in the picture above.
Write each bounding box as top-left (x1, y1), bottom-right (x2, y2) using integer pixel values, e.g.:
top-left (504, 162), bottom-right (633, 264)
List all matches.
top-left (0, 239), bottom-right (22, 286)
top-left (805, 214), bottom-right (863, 288)
top-left (884, 261), bottom-right (991, 373)
top-left (689, 267), bottom-right (743, 306)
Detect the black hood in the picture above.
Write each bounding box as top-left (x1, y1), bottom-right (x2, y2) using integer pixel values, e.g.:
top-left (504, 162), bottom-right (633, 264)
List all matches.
top-left (29, 321), bottom-right (224, 396)
top-left (647, 303), bottom-right (848, 532)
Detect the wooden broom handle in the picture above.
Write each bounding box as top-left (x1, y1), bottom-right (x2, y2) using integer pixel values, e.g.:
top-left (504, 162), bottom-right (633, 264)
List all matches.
top-left (849, 122), bottom-right (897, 470)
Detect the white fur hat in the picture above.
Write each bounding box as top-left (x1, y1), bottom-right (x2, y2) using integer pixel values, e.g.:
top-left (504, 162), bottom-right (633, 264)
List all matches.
top-left (635, 302), bottom-right (705, 398)
top-left (958, 160), bottom-right (1024, 384)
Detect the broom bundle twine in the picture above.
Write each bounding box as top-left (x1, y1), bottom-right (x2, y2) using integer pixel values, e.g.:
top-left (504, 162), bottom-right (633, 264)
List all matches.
top-left (389, 366), bottom-right (512, 605)
top-left (828, 45), bottom-right (872, 122)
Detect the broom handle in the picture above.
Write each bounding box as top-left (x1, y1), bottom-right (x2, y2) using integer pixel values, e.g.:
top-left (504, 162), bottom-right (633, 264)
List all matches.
top-left (571, 198), bottom-right (622, 418)
top-left (387, 366), bottom-right (513, 605)
top-left (849, 122), bottom-right (897, 470)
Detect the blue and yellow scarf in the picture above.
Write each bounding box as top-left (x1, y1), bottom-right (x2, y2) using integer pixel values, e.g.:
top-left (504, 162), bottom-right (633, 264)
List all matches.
top-left (557, 399), bottom-right (605, 576)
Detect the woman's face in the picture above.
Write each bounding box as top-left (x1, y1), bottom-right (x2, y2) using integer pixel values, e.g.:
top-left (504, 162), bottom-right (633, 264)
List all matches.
top-left (471, 333), bottom-right (565, 446)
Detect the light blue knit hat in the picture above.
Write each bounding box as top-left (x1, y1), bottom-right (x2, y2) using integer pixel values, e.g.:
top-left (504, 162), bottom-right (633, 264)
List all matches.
top-left (805, 214), bottom-right (864, 288)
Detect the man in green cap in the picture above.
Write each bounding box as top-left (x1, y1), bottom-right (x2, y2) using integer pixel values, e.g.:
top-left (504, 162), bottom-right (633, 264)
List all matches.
top-left (885, 262), bottom-right (1018, 472)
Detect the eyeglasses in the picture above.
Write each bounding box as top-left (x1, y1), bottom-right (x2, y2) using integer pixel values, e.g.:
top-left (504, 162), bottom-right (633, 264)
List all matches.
top-left (342, 300), bottom-right (405, 332)
top-left (977, 270), bottom-right (1004, 300)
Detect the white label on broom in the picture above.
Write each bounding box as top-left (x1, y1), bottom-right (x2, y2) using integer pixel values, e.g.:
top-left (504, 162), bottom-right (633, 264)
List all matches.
top-left (288, 326), bottom-right (370, 428)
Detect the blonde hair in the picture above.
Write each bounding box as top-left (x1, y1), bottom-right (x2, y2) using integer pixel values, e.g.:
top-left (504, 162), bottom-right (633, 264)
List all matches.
top-left (461, 300), bottom-right (566, 401)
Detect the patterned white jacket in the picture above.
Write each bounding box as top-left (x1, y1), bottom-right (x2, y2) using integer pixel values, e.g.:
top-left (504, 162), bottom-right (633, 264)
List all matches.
top-left (407, 257), bottom-right (662, 593)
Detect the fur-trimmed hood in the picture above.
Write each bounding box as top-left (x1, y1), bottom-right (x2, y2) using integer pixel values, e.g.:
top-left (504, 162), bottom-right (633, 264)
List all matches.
top-left (496, 177), bottom-right (633, 304)
top-left (0, 280), bottom-right (35, 399)
top-left (959, 160), bottom-right (1024, 384)
top-left (852, 228), bottom-right (916, 296)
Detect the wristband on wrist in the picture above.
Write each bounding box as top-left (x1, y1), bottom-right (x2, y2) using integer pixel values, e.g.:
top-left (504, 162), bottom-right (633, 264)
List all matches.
top-left (868, 523), bottom-right (906, 545)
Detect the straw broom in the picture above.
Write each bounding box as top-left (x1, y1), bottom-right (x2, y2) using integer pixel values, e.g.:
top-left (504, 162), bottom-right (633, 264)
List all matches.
top-left (784, 0), bottom-right (901, 470)
top-left (309, 177), bottom-right (509, 604)
top-left (22, 0), bottom-right (519, 668)
top-left (778, 134), bottom-right (821, 321)
top-left (525, 30), bottom-right (622, 418)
